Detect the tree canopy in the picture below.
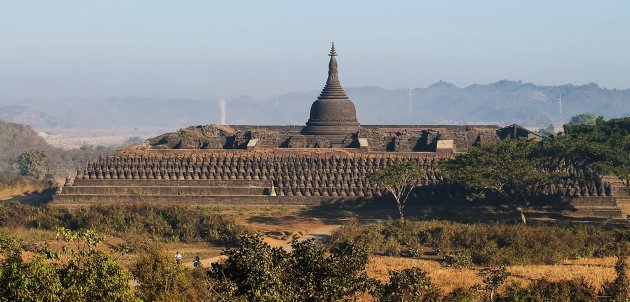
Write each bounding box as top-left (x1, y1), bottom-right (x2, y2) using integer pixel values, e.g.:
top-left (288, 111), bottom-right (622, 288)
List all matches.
top-left (16, 149), bottom-right (48, 180)
top-left (441, 139), bottom-right (564, 224)
top-left (370, 161), bottom-right (425, 222)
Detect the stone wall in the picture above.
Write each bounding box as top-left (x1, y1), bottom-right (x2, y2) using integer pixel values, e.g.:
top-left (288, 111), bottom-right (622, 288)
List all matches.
top-left (66, 149), bottom-right (614, 199)
top-left (144, 124), bottom-right (501, 152)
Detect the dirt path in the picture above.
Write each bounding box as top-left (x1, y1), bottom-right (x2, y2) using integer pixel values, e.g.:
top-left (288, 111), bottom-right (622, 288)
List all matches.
top-left (278, 224), bottom-right (340, 252)
top-left (188, 223), bottom-right (342, 268)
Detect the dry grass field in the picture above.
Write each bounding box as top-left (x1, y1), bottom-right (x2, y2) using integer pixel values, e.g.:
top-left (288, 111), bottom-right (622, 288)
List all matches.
top-left (366, 255), bottom-right (617, 293)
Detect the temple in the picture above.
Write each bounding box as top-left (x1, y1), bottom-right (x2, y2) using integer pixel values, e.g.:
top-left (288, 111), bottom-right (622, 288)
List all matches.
top-left (302, 43), bottom-right (360, 142)
top-left (53, 44), bottom-right (630, 220)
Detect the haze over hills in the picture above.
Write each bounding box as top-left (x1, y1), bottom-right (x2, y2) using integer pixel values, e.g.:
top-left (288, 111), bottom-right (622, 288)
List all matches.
top-left (2, 80), bottom-right (629, 130)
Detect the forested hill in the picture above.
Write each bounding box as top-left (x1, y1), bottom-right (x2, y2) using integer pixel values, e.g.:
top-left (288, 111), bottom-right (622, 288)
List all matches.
top-left (0, 120), bottom-right (110, 177)
top-left (2, 81), bottom-right (629, 129)
top-left (0, 120), bottom-right (51, 174)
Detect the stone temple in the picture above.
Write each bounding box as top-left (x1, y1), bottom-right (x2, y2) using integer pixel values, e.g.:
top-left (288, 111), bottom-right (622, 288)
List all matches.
top-left (54, 44), bottom-right (630, 219)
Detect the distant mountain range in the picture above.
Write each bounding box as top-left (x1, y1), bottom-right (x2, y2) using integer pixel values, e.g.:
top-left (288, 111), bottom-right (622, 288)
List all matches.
top-left (1, 80), bottom-right (629, 130)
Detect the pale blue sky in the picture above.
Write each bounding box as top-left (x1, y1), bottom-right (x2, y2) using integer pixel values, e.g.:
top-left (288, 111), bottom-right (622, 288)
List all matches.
top-left (1, 1), bottom-right (628, 101)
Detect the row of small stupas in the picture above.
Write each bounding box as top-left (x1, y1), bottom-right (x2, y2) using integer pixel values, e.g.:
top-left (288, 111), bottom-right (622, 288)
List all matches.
top-left (53, 44), bottom-right (629, 220)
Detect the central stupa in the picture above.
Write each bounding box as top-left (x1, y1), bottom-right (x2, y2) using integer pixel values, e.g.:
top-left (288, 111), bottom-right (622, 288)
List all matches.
top-left (302, 43), bottom-right (360, 137)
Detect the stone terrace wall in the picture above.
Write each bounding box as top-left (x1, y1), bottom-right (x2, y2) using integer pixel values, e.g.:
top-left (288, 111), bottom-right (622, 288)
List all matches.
top-left (144, 124), bottom-right (501, 152)
top-left (71, 149), bottom-right (615, 200)
top-left (74, 150), bottom-right (452, 198)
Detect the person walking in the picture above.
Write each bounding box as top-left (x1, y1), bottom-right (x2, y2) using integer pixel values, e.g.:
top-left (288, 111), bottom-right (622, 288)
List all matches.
top-left (175, 251), bottom-right (182, 265)
top-left (193, 253), bottom-right (201, 268)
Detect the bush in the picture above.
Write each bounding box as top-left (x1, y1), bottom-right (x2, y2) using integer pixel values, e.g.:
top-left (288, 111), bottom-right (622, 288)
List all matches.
top-left (443, 251), bottom-right (473, 268)
top-left (0, 203), bottom-right (249, 245)
top-left (602, 254), bottom-right (630, 301)
top-left (133, 245), bottom-right (217, 302)
top-left (329, 220), bottom-right (624, 265)
top-left (523, 279), bottom-right (598, 302)
top-left (376, 267), bottom-right (441, 302)
top-left (442, 287), bottom-right (482, 302)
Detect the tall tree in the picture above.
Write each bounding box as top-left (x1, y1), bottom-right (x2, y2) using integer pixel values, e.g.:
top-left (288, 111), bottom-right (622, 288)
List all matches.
top-left (441, 139), bottom-right (563, 224)
top-left (537, 117), bottom-right (630, 185)
top-left (370, 161), bottom-right (425, 223)
top-left (16, 149), bottom-right (48, 180)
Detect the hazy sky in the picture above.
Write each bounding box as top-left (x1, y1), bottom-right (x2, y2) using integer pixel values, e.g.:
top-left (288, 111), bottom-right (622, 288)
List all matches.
top-left (1, 1), bottom-right (629, 101)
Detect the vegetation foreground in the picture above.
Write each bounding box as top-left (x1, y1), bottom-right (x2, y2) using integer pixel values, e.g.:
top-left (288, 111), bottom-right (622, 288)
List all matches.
top-left (0, 202), bottom-right (630, 301)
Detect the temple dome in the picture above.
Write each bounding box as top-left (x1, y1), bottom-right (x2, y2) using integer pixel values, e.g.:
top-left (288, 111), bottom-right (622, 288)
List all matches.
top-left (302, 43), bottom-right (360, 136)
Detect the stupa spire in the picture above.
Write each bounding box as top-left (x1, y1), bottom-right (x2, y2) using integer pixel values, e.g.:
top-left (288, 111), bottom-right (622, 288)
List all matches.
top-left (320, 42), bottom-right (347, 99)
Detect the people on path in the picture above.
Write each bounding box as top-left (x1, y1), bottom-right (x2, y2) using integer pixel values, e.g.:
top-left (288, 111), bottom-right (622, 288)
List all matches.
top-left (175, 251), bottom-right (182, 265)
top-left (193, 253), bottom-right (201, 268)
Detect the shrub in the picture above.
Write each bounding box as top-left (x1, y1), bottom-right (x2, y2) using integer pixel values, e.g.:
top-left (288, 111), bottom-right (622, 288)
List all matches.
top-left (376, 267), bottom-right (441, 302)
top-left (602, 254), bottom-right (630, 301)
top-left (524, 279), bottom-right (598, 302)
top-left (329, 220), bottom-right (625, 265)
top-left (443, 251), bottom-right (473, 268)
top-left (133, 245), bottom-right (217, 302)
top-left (442, 287), bottom-right (482, 302)
top-left (0, 203), bottom-right (249, 245)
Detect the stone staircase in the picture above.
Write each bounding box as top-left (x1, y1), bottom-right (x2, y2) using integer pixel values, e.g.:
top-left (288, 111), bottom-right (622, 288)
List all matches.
top-left (53, 178), bottom-right (286, 206)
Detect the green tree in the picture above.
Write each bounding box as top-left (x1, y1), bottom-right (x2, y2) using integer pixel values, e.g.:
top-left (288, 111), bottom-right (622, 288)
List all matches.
top-left (478, 266), bottom-right (510, 301)
top-left (0, 228), bottom-right (139, 302)
top-left (377, 267), bottom-right (441, 302)
top-left (370, 161), bottom-right (425, 223)
top-left (441, 139), bottom-right (563, 224)
top-left (133, 245), bottom-right (218, 302)
top-left (16, 149), bottom-right (48, 180)
top-left (563, 117), bottom-right (630, 184)
top-left (209, 235), bottom-right (375, 301)
top-left (289, 239), bottom-right (375, 301)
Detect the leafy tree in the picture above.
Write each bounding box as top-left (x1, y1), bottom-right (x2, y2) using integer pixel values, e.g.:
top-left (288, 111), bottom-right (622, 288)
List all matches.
top-left (562, 117), bottom-right (630, 184)
top-left (478, 266), bottom-right (510, 301)
top-left (133, 245), bottom-right (217, 302)
top-left (370, 161), bottom-right (425, 223)
top-left (0, 228), bottom-right (139, 302)
top-left (567, 112), bottom-right (598, 126)
top-left (289, 239), bottom-right (375, 301)
top-left (209, 234), bottom-right (375, 301)
top-left (441, 139), bottom-right (563, 224)
top-left (0, 251), bottom-right (63, 302)
top-left (377, 267), bottom-right (441, 302)
top-left (16, 149), bottom-right (48, 180)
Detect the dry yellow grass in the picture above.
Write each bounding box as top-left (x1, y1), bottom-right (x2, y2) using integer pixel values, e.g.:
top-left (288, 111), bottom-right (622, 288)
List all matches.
top-left (0, 182), bottom-right (46, 200)
top-left (366, 256), bottom-right (617, 293)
